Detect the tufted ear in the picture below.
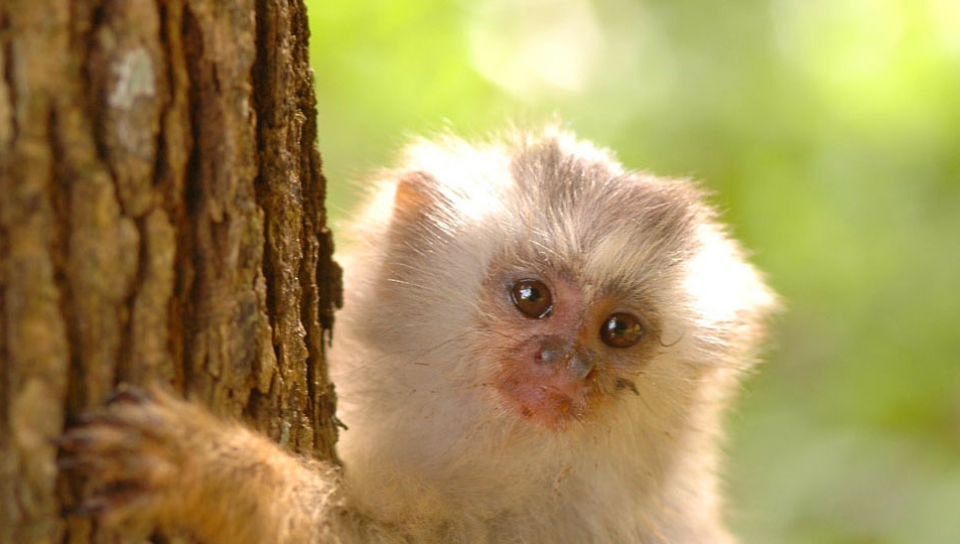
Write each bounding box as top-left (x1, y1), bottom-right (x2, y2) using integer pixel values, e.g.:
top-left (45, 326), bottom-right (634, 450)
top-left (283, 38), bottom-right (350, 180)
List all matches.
top-left (381, 171), bottom-right (446, 281)
top-left (391, 170), bottom-right (438, 226)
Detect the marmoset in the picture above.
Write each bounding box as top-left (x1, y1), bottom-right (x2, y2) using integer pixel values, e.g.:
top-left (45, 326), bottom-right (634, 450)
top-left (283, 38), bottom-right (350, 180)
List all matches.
top-left (60, 126), bottom-right (776, 543)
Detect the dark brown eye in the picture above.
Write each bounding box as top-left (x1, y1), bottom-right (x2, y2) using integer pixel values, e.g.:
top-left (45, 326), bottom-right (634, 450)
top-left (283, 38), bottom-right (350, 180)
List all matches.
top-left (511, 279), bottom-right (553, 319)
top-left (600, 313), bottom-right (645, 348)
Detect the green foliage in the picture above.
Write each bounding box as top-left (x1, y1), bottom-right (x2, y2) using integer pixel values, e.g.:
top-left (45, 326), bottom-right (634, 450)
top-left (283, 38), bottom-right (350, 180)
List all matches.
top-left (308, 1), bottom-right (960, 542)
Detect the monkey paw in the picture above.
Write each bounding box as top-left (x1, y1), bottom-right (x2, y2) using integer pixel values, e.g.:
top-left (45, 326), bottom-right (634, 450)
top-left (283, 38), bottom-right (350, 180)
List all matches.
top-left (57, 384), bottom-right (191, 524)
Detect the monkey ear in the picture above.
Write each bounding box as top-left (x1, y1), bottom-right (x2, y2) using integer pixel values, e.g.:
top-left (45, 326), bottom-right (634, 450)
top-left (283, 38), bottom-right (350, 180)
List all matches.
top-left (392, 171), bottom-right (438, 225)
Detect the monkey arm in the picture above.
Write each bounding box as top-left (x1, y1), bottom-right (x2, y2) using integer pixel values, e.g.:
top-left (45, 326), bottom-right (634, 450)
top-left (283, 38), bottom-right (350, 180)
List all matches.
top-left (59, 385), bottom-right (346, 543)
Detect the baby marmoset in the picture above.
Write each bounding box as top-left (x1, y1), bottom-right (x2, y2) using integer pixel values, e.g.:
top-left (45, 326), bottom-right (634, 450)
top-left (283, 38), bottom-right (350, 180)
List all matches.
top-left (61, 126), bottom-right (776, 543)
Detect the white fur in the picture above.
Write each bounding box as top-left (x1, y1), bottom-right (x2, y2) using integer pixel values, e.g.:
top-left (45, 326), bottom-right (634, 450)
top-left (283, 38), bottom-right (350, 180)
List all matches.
top-left (329, 127), bottom-right (775, 543)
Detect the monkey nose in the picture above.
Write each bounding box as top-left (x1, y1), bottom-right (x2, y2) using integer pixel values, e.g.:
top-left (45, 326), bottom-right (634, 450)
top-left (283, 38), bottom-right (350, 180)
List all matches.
top-left (536, 337), bottom-right (597, 380)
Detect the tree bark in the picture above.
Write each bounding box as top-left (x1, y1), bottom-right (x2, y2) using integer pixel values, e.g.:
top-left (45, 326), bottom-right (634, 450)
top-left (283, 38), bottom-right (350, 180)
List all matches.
top-left (0, 0), bottom-right (342, 542)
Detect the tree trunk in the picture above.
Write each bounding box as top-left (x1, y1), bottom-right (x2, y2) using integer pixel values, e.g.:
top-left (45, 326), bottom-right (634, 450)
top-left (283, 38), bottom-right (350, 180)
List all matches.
top-left (0, 0), bottom-right (342, 542)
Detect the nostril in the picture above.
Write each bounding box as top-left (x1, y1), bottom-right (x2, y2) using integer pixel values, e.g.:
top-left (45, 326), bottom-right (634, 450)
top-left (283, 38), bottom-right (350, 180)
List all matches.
top-left (567, 352), bottom-right (597, 380)
top-left (537, 345), bottom-right (561, 366)
top-left (535, 336), bottom-right (568, 367)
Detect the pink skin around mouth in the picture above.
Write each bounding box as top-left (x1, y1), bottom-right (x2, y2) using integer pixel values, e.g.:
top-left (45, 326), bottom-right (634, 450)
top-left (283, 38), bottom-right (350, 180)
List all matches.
top-left (495, 359), bottom-right (598, 429)
top-left (491, 277), bottom-right (605, 430)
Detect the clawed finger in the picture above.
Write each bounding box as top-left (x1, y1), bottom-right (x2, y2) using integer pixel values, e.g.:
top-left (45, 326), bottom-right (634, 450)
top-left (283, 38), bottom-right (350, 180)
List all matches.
top-left (105, 384), bottom-right (153, 406)
top-left (62, 481), bottom-right (148, 519)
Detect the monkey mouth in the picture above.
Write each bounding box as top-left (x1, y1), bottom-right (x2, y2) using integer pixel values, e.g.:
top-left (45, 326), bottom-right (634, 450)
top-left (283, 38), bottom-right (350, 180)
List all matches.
top-left (494, 367), bottom-right (599, 430)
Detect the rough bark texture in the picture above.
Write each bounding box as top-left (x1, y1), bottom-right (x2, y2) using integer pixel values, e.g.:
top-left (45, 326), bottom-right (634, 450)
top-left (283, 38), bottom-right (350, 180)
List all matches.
top-left (0, 0), bottom-right (342, 542)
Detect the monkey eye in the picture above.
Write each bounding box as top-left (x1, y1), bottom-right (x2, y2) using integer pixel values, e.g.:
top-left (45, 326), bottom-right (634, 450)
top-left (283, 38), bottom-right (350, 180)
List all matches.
top-left (600, 313), bottom-right (645, 348)
top-left (511, 279), bottom-right (553, 319)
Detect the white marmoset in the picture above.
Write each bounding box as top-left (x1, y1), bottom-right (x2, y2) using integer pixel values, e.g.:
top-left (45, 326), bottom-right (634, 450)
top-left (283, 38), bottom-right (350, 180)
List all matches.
top-left (60, 126), bottom-right (777, 543)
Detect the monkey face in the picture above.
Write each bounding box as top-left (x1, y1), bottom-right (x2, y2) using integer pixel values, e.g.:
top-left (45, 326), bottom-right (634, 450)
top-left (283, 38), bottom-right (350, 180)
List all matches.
top-left (476, 263), bottom-right (664, 431)
top-left (337, 127), bottom-right (774, 455)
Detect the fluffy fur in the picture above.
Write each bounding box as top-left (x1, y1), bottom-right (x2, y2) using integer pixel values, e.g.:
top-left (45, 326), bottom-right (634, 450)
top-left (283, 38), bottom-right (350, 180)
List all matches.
top-left (60, 126), bottom-right (775, 544)
top-left (331, 126), bottom-right (776, 542)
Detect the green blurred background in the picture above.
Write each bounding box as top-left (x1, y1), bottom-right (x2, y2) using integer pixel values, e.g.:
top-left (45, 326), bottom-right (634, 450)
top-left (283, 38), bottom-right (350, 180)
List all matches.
top-left (306, 1), bottom-right (960, 542)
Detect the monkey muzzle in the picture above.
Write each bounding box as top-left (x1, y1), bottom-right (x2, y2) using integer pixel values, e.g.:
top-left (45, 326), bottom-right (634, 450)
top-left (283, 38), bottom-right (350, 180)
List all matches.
top-left (495, 335), bottom-right (604, 429)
